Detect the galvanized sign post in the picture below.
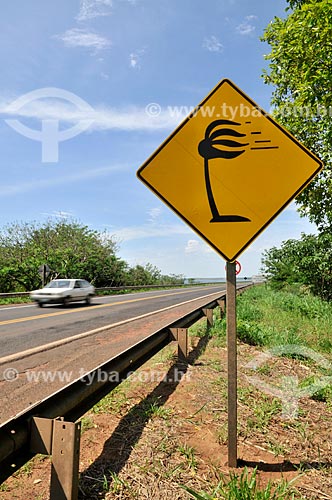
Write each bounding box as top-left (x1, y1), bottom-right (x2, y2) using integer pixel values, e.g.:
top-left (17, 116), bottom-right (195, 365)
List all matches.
top-left (38, 263), bottom-right (50, 287)
top-left (226, 261), bottom-right (237, 467)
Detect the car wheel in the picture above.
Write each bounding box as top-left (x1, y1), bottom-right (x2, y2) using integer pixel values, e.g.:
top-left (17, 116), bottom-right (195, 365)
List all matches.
top-left (37, 302), bottom-right (44, 308)
top-left (85, 295), bottom-right (92, 305)
top-left (63, 297), bottom-right (70, 307)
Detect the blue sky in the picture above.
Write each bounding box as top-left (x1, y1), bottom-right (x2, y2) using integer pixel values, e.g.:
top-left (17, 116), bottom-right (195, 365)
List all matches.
top-left (0, 0), bottom-right (317, 278)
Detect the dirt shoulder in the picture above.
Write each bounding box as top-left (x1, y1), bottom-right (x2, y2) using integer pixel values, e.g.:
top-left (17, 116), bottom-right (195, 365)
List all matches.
top-left (1, 321), bottom-right (332, 499)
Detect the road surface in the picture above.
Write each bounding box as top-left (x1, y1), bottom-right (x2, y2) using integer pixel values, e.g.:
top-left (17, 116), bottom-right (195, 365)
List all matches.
top-left (0, 286), bottom-right (226, 358)
top-left (0, 285), bottom-right (228, 423)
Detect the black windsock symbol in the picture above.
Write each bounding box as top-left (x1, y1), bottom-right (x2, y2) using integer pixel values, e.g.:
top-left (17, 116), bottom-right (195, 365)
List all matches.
top-left (198, 119), bottom-right (248, 160)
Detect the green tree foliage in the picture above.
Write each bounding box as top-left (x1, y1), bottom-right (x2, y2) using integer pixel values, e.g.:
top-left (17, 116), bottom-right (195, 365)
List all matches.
top-left (261, 232), bottom-right (332, 300)
top-left (0, 220), bottom-right (184, 292)
top-left (0, 220), bottom-right (126, 291)
top-left (124, 264), bottom-right (184, 287)
top-left (262, 0), bottom-right (332, 229)
top-left (124, 263), bottom-right (161, 286)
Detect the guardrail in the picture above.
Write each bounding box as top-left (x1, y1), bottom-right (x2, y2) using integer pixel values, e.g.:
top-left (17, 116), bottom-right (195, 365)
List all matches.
top-left (0, 285), bottom-right (250, 499)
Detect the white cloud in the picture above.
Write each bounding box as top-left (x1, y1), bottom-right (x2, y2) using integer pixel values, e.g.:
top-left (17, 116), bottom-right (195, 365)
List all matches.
top-left (40, 210), bottom-right (75, 219)
top-left (55, 28), bottom-right (111, 51)
top-left (202, 35), bottom-right (224, 53)
top-left (236, 15), bottom-right (257, 36)
top-left (130, 53), bottom-right (139, 69)
top-left (129, 49), bottom-right (145, 69)
top-left (185, 239), bottom-right (213, 255)
top-left (76, 0), bottom-right (113, 21)
top-left (147, 207), bottom-right (162, 223)
top-left (113, 224), bottom-right (191, 242)
top-left (185, 239), bottom-right (200, 254)
top-left (1, 96), bottom-right (183, 132)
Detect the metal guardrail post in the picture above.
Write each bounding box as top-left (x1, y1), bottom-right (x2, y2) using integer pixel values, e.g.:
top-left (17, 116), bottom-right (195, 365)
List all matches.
top-left (30, 417), bottom-right (81, 500)
top-left (170, 327), bottom-right (188, 362)
top-left (217, 298), bottom-right (226, 318)
top-left (202, 307), bottom-right (214, 328)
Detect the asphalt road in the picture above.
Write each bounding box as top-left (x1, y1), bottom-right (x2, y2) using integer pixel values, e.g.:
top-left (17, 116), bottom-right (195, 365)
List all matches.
top-left (0, 286), bottom-right (226, 358)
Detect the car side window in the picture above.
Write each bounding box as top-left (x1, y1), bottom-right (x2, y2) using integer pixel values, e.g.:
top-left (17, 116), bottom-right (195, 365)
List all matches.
top-left (74, 281), bottom-right (81, 288)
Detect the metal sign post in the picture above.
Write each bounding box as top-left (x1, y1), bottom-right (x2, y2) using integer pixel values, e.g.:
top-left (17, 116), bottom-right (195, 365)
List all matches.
top-left (38, 263), bottom-right (50, 287)
top-left (226, 261), bottom-right (237, 467)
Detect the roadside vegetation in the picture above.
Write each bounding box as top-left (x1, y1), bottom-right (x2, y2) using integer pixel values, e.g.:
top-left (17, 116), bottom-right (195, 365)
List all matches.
top-left (184, 468), bottom-right (300, 500)
top-left (260, 0), bottom-right (332, 299)
top-left (0, 219), bottom-right (183, 294)
top-left (261, 233), bottom-right (332, 302)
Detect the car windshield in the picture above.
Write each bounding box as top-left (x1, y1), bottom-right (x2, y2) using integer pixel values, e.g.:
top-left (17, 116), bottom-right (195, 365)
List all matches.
top-left (45, 280), bottom-right (71, 289)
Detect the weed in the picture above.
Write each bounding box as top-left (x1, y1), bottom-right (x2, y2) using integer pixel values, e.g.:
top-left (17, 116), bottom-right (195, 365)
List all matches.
top-left (108, 471), bottom-right (130, 494)
top-left (133, 396), bottom-right (172, 421)
top-left (247, 396), bottom-right (281, 432)
top-left (14, 461), bottom-right (33, 477)
top-left (237, 300), bottom-right (264, 322)
top-left (177, 444), bottom-right (198, 471)
top-left (237, 319), bottom-right (267, 346)
top-left (208, 318), bottom-right (227, 347)
top-left (212, 375), bottom-right (227, 398)
top-left (238, 385), bottom-right (255, 403)
top-left (0, 297), bottom-right (32, 305)
top-left (189, 318), bottom-right (210, 339)
top-left (216, 423), bottom-right (228, 445)
top-left (92, 387), bottom-right (129, 414)
top-left (146, 400), bottom-right (172, 420)
top-left (236, 285), bottom-right (332, 361)
top-left (267, 439), bottom-right (289, 457)
top-left (183, 467), bottom-right (303, 499)
top-left (80, 415), bottom-right (96, 433)
top-left (300, 375), bottom-right (332, 402)
top-left (256, 364), bottom-right (272, 376)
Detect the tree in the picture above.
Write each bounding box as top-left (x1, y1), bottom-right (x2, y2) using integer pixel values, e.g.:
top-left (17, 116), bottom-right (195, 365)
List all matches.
top-left (262, 0), bottom-right (332, 229)
top-left (0, 220), bottom-right (126, 291)
top-left (125, 263), bottom-right (161, 286)
top-left (0, 220), bottom-right (184, 292)
top-left (261, 233), bottom-right (332, 300)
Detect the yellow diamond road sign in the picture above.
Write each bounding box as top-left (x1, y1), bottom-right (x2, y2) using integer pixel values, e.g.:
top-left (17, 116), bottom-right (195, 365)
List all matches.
top-left (137, 79), bottom-right (323, 262)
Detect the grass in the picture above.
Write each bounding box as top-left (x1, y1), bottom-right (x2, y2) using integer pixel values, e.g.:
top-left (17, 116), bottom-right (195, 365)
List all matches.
top-left (80, 415), bottom-right (97, 433)
top-left (0, 297), bottom-right (32, 305)
top-left (177, 444), bottom-right (198, 471)
top-left (236, 284), bottom-right (332, 354)
top-left (92, 386), bottom-right (131, 414)
top-left (234, 285), bottom-right (332, 405)
top-left (247, 396), bottom-right (281, 433)
top-left (183, 467), bottom-right (302, 499)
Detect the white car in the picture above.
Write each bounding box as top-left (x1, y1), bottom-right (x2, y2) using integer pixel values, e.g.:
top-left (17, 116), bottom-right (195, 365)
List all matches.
top-left (30, 279), bottom-right (95, 307)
